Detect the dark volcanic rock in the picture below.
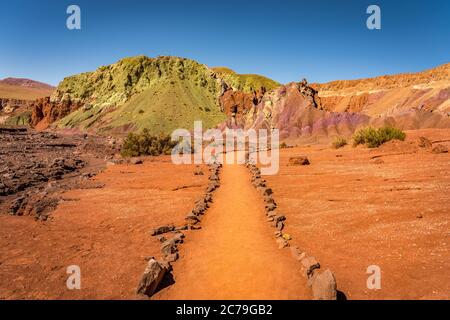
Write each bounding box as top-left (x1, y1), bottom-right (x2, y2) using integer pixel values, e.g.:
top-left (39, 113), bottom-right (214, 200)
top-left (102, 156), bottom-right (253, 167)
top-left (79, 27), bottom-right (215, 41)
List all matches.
top-left (0, 127), bottom-right (118, 218)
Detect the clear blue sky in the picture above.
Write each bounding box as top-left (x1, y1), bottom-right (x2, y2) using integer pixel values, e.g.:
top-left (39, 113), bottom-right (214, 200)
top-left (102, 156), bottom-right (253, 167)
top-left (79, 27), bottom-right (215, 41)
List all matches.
top-left (1, 0), bottom-right (449, 86)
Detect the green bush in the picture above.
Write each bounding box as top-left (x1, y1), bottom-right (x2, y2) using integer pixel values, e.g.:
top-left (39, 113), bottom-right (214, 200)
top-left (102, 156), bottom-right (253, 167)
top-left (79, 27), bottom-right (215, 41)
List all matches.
top-left (121, 129), bottom-right (177, 157)
top-left (352, 126), bottom-right (406, 148)
top-left (332, 136), bottom-right (348, 149)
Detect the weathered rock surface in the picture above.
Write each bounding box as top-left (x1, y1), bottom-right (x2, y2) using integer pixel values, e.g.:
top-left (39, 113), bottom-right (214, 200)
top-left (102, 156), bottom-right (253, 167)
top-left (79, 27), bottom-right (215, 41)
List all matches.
top-left (136, 259), bottom-right (167, 297)
top-left (311, 269), bottom-right (337, 300)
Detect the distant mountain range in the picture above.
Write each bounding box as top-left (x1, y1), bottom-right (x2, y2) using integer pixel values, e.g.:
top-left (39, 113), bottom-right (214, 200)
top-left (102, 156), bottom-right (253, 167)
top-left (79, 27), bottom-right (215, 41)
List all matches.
top-left (1, 57), bottom-right (449, 138)
top-left (0, 78), bottom-right (55, 100)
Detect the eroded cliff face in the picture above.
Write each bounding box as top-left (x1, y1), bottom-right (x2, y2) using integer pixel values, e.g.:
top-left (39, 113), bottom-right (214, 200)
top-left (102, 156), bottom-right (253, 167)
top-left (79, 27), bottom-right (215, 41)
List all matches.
top-left (311, 63), bottom-right (450, 116)
top-left (238, 78), bottom-right (450, 142)
top-left (241, 82), bottom-right (369, 141)
top-left (30, 97), bottom-right (83, 130)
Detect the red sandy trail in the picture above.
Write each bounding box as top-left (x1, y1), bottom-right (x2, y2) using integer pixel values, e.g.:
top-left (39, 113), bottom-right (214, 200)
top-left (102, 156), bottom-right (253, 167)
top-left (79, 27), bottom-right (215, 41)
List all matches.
top-left (154, 164), bottom-right (308, 300)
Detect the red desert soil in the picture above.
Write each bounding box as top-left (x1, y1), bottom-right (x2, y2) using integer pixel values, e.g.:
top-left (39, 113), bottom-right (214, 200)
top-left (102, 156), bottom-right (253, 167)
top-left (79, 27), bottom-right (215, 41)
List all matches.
top-left (265, 129), bottom-right (450, 299)
top-left (0, 158), bottom-right (207, 299)
top-left (154, 164), bottom-right (309, 300)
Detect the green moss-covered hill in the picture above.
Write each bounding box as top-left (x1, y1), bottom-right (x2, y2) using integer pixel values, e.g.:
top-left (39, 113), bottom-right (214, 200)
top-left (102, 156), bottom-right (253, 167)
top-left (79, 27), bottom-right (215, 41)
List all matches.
top-left (212, 67), bottom-right (280, 93)
top-left (50, 56), bottom-right (280, 134)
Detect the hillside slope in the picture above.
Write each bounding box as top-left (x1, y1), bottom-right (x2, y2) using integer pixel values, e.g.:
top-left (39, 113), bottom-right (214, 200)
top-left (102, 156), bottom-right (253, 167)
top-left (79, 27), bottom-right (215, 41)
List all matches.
top-left (31, 56), bottom-right (281, 134)
top-left (312, 63), bottom-right (450, 116)
top-left (242, 81), bottom-right (450, 143)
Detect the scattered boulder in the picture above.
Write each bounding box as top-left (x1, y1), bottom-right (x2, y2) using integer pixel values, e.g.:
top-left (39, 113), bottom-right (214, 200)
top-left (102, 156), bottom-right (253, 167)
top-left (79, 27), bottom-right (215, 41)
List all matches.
top-left (136, 259), bottom-right (167, 297)
top-left (151, 224), bottom-right (175, 236)
top-left (289, 156), bottom-right (310, 166)
top-left (130, 158), bottom-right (143, 165)
top-left (311, 269), bottom-right (337, 300)
top-left (9, 196), bottom-right (27, 216)
top-left (432, 144), bottom-right (448, 154)
top-left (418, 136), bottom-right (432, 148)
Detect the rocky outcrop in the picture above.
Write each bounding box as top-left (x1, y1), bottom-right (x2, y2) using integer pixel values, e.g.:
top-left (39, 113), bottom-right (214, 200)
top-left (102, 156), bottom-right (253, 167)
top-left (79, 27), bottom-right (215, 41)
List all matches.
top-left (311, 63), bottom-right (450, 116)
top-left (220, 88), bottom-right (266, 127)
top-left (0, 98), bottom-right (29, 113)
top-left (236, 73), bottom-right (450, 142)
top-left (30, 97), bottom-right (83, 130)
top-left (241, 82), bottom-right (369, 141)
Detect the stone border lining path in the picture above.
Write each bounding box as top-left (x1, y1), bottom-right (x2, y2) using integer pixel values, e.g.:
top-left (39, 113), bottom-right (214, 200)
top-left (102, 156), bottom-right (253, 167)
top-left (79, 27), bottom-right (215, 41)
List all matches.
top-left (136, 163), bottom-right (222, 298)
top-left (246, 162), bottom-right (339, 300)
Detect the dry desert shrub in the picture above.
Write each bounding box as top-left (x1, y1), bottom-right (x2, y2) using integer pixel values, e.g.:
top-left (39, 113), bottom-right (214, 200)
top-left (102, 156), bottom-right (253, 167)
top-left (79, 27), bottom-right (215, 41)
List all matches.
top-left (121, 129), bottom-right (177, 157)
top-left (332, 136), bottom-right (348, 149)
top-left (352, 126), bottom-right (406, 148)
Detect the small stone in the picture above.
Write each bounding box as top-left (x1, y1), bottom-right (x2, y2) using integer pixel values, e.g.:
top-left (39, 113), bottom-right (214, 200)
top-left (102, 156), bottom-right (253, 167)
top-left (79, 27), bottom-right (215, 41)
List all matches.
top-left (204, 193), bottom-right (213, 203)
top-left (276, 237), bottom-right (289, 249)
top-left (418, 137), bottom-right (432, 148)
top-left (151, 225), bottom-right (175, 236)
top-left (130, 158), bottom-right (143, 165)
top-left (276, 221), bottom-right (284, 231)
top-left (194, 169), bottom-right (204, 176)
top-left (186, 212), bottom-right (200, 223)
top-left (265, 203), bottom-right (277, 212)
top-left (209, 174), bottom-right (219, 181)
top-left (190, 225), bottom-right (202, 230)
top-left (171, 232), bottom-right (185, 243)
top-left (289, 156), bottom-right (310, 166)
top-left (417, 214), bottom-right (423, 219)
top-left (290, 246), bottom-right (304, 261)
top-left (156, 235), bottom-right (167, 243)
top-left (267, 217), bottom-right (274, 222)
top-left (301, 256), bottom-right (320, 278)
top-left (311, 269), bottom-right (337, 300)
top-left (161, 239), bottom-right (178, 255)
top-left (164, 252), bottom-right (179, 263)
top-left (282, 233), bottom-right (292, 241)
top-left (432, 144), bottom-right (448, 154)
top-left (274, 231), bottom-right (282, 238)
top-left (174, 225), bottom-right (188, 231)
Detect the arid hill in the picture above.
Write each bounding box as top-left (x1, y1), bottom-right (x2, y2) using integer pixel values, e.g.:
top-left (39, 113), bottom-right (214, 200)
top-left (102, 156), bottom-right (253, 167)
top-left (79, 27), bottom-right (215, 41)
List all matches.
top-left (0, 78), bottom-right (54, 100)
top-left (311, 63), bottom-right (450, 116)
top-left (30, 56), bottom-right (276, 135)
top-left (0, 78), bottom-right (55, 126)
top-left (3, 58), bottom-right (448, 138)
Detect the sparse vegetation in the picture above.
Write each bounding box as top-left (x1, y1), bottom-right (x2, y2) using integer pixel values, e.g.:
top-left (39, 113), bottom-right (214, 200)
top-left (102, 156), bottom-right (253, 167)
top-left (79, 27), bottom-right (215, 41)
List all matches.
top-left (352, 126), bottom-right (406, 148)
top-left (121, 129), bottom-right (177, 157)
top-left (5, 111), bottom-right (32, 126)
top-left (332, 136), bottom-right (348, 149)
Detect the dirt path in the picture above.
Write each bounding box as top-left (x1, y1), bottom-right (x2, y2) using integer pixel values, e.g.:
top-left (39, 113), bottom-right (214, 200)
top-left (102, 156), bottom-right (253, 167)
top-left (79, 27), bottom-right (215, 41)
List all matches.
top-left (154, 164), bottom-right (309, 300)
